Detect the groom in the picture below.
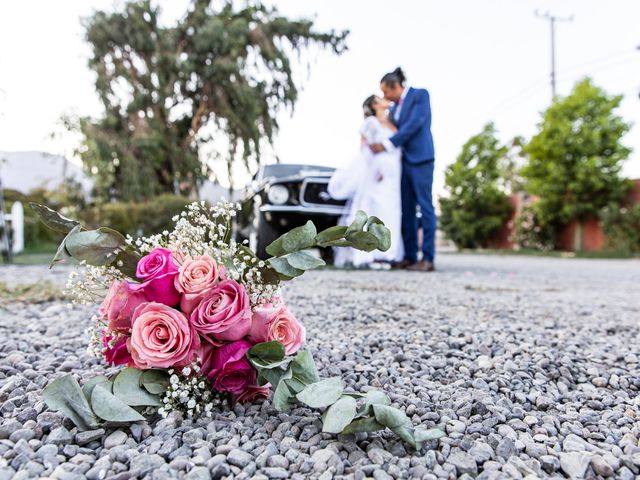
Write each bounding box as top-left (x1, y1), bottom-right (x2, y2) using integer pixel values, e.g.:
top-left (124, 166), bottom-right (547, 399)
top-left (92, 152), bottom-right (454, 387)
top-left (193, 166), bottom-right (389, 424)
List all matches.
top-left (371, 68), bottom-right (436, 272)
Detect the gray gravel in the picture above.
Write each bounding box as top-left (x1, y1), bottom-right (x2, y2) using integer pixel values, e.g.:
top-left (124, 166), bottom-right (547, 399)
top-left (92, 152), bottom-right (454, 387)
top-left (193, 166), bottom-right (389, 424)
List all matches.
top-left (0, 254), bottom-right (639, 479)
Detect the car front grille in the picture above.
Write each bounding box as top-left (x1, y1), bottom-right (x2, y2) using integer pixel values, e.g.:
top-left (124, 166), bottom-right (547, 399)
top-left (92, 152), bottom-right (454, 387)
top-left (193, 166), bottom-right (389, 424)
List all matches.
top-left (300, 180), bottom-right (346, 207)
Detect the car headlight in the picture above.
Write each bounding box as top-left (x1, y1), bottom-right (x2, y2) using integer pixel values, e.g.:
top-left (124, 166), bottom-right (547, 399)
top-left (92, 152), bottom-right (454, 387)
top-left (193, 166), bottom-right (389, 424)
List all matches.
top-left (267, 184), bottom-right (290, 205)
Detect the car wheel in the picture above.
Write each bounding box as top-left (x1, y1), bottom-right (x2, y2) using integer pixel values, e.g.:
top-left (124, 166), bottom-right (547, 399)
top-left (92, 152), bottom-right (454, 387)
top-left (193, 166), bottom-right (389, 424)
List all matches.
top-left (256, 213), bottom-right (279, 259)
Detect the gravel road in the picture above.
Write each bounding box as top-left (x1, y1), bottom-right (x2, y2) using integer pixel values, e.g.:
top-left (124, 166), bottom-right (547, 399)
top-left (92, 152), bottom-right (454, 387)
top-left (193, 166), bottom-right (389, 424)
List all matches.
top-left (0, 254), bottom-right (639, 479)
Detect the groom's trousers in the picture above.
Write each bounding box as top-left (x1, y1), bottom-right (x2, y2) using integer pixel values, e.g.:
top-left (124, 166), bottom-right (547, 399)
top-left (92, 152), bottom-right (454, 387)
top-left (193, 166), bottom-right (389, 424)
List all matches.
top-left (400, 159), bottom-right (436, 263)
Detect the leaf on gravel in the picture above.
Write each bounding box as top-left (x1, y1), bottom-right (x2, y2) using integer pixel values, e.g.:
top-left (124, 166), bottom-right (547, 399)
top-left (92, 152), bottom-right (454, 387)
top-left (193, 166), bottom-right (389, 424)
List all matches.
top-left (43, 375), bottom-right (101, 431)
top-left (289, 349), bottom-right (320, 385)
top-left (248, 341), bottom-right (287, 369)
top-left (322, 396), bottom-right (357, 433)
top-left (372, 404), bottom-right (411, 428)
top-left (296, 377), bottom-right (343, 409)
top-left (81, 376), bottom-right (110, 402)
top-left (91, 383), bottom-right (145, 422)
top-left (414, 427), bottom-right (445, 442)
top-left (139, 369), bottom-right (171, 395)
top-left (112, 368), bottom-right (162, 406)
top-left (343, 416), bottom-right (386, 434)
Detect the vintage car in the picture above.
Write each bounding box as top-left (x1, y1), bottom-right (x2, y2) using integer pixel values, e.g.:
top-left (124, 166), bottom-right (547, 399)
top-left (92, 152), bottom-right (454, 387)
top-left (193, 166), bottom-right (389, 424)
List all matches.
top-left (235, 164), bottom-right (348, 258)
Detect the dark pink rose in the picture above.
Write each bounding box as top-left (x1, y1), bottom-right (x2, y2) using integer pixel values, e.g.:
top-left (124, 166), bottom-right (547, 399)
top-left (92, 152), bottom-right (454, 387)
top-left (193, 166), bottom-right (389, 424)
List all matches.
top-left (190, 280), bottom-right (251, 342)
top-left (249, 304), bottom-right (306, 355)
top-left (102, 333), bottom-right (133, 366)
top-left (128, 302), bottom-right (199, 368)
top-left (202, 340), bottom-right (256, 395)
top-left (232, 384), bottom-right (271, 405)
top-left (99, 280), bottom-right (148, 331)
top-left (129, 248), bottom-right (180, 306)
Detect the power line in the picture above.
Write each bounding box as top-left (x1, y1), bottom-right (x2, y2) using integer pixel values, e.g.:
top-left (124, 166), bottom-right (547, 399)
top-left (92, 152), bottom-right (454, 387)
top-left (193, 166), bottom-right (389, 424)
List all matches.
top-left (535, 10), bottom-right (574, 101)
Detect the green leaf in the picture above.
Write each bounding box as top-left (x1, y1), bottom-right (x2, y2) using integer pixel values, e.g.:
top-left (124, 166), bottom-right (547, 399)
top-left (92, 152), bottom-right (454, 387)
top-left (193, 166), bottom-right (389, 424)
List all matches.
top-left (112, 368), bottom-right (162, 407)
top-left (322, 396), bottom-right (357, 433)
top-left (272, 370), bottom-right (294, 411)
top-left (281, 221), bottom-right (317, 253)
top-left (29, 203), bottom-right (80, 233)
top-left (265, 236), bottom-right (287, 257)
top-left (315, 225), bottom-right (348, 246)
top-left (285, 251), bottom-right (325, 270)
top-left (267, 256), bottom-right (304, 279)
top-left (49, 224), bottom-right (81, 268)
top-left (91, 383), bottom-right (145, 422)
top-left (81, 376), bottom-right (110, 402)
top-left (356, 390), bottom-right (392, 418)
top-left (372, 404), bottom-right (411, 429)
top-left (390, 423), bottom-right (418, 449)
top-left (289, 350), bottom-right (320, 385)
top-left (414, 427), bottom-right (445, 442)
top-left (139, 369), bottom-right (171, 395)
top-left (346, 210), bottom-right (367, 236)
top-left (248, 341), bottom-right (288, 369)
top-left (343, 416), bottom-right (386, 434)
top-left (114, 248), bottom-right (142, 279)
top-left (296, 377), bottom-right (343, 409)
top-left (318, 238), bottom-right (352, 248)
top-left (345, 231), bottom-right (379, 252)
top-left (257, 367), bottom-right (287, 388)
top-left (65, 227), bottom-right (128, 266)
top-left (369, 223), bottom-right (391, 252)
top-left (43, 375), bottom-right (102, 431)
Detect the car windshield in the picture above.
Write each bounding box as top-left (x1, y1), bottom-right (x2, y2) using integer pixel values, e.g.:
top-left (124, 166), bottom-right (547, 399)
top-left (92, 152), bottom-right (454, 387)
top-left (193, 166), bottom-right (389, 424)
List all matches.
top-left (261, 164), bottom-right (333, 179)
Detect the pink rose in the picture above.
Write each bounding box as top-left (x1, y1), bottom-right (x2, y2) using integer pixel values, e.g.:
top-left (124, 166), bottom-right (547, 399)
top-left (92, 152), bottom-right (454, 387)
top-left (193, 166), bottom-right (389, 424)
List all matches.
top-left (129, 248), bottom-right (180, 306)
top-left (190, 280), bottom-right (251, 342)
top-left (249, 304), bottom-right (306, 355)
top-left (202, 340), bottom-right (256, 395)
top-left (99, 280), bottom-right (148, 331)
top-left (128, 302), bottom-right (199, 368)
top-left (174, 255), bottom-right (222, 315)
top-left (233, 384), bottom-right (271, 405)
top-left (102, 333), bottom-right (133, 366)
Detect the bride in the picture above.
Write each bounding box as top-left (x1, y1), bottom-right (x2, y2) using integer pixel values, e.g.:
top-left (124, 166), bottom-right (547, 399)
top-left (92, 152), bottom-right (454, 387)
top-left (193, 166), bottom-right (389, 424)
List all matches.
top-left (328, 95), bottom-right (404, 267)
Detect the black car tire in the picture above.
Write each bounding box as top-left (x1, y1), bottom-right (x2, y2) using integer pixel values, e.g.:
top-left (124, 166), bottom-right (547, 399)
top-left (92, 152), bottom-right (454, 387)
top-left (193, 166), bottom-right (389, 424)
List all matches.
top-left (256, 212), bottom-right (279, 259)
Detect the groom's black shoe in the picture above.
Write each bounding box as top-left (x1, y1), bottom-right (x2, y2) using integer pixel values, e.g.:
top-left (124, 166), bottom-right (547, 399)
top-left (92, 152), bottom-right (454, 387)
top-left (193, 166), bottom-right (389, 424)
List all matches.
top-left (406, 260), bottom-right (435, 272)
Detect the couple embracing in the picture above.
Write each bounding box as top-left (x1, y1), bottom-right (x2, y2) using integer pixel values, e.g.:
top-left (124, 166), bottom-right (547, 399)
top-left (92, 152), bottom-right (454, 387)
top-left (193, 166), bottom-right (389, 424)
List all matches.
top-left (328, 67), bottom-right (436, 272)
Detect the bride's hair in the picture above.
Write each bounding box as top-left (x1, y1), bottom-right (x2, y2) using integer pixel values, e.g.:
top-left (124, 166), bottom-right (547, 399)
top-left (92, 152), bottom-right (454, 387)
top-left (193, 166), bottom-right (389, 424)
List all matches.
top-left (362, 95), bottom-right (376, 117)
top-left (381, 67), bottom-right (406, 87)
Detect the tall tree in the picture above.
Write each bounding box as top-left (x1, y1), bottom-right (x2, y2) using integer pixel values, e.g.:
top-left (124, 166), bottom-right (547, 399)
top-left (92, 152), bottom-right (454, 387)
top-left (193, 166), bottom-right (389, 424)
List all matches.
top-left (77, 0), bottom-right (348, 201)
top-left (439, 123), bottom-right (513, 249)
top-left (521, 78), bottom-right (632, 248)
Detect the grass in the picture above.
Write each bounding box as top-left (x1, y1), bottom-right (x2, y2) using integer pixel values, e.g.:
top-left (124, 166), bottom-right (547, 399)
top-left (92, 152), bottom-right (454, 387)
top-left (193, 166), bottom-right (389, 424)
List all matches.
top-left (0, 243), bottom-right (57, 266)
top-left (449, 248), bottom-right (639, 260)
top-left (0, 280), bottom-right (68, 307)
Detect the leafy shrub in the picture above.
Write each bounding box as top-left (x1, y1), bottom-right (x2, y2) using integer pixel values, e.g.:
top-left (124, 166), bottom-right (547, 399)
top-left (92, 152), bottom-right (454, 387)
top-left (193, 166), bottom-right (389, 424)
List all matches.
top-left (600, 203), bottom-right (640, 253)
top-left (513, 205), bottom-right (556, 251)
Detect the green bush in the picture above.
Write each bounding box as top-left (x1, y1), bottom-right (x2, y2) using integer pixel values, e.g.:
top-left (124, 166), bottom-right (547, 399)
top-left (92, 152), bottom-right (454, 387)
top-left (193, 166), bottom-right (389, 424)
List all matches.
top-left (601, 203), bottom-right (640, 253)
top-left (80, 194), bottom-right (192, 237)
top-left (513, 205), bottom-right (556, 251)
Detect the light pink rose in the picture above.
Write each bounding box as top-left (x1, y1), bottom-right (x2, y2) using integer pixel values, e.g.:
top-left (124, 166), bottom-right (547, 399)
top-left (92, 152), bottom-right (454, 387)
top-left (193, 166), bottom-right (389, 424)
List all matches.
top-left (233, 384), bottom-right (271, 405)
top-left (201, 340), bottom-right (256, 395)
top-left (174, 255), bottom-right (222, 315)
top-left (190, 280), bottom-right (251, 342)
top-left (249, 304), bottom-right (306, 355)
top-left (99, 280), bottom-right (148, 331)
top-left (129, 248), bottom-right (180, 306)
top-left (128, 302), bottom-right (199, 368)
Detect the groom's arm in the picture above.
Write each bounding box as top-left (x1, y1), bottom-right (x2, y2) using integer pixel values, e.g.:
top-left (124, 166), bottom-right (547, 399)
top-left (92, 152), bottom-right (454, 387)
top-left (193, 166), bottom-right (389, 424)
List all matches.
top-left (383, 90), bottom-right (430, 151)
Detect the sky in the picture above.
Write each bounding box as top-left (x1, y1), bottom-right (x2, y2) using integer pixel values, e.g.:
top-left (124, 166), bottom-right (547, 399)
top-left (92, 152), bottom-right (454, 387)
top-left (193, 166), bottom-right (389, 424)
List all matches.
top-left (0, 0), bottom-right (639, 197)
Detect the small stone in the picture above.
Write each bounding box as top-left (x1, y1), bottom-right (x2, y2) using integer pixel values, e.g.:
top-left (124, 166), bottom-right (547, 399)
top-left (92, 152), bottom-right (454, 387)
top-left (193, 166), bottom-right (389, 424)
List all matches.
top-left (469, 442), bottom-right (494, 463)
top-left (266, 455), bottom-right (289, 469)
top-left (559, 452), bottom-right (592, 479)
top-left (591, 455), bottom-right (614, 477)
top-left (262, 467), bottom-right (289, 479)
top-left (523, 416), bottom-right (538, 426)
top-left (448, 450), bottom-right (478, 476)
top-left (47, 426), bottom-right (72, 445)
top-left (592, 377), bottom-right (608, 387)
top-left (226, 448), bottom-right (253, 468)
top-left (446, 419), bottom-right (466, 434)
top-left (496, 438), bottom-right (516, 459)
top-left (75, 429), bottom-right (105, 446)
top-left (9, 429), bottom-right (35, 442)
top-left (130, 454), bottom-right (165, 475)
top-left (186, 466), bottom-right (211, 480)
top-left (103, 430), bottom-right (128, 449)
top-left (539, 455), bottom-right (560, 473)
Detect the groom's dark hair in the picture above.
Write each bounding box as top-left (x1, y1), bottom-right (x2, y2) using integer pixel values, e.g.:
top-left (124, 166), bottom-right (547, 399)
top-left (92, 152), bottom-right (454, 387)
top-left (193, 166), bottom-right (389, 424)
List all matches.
top-left (381, 67), bottom-right (406, 87)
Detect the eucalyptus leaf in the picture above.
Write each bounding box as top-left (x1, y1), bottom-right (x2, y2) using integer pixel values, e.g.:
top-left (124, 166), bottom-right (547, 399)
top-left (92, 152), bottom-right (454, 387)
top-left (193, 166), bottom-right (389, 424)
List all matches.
top-left (139, 369), bottom-right (170, 395)
top-left (65, 227), bottom-right (127, 266)
top-left (91, 383), bottom-right (146, 422)
top-left (322, 396), bottom-right (357, 434)
top-left (390, 423), bottom-right (418, 449)
top-left (248, 341), bottom-right (287, 369)
top-left (43, 375), bottom-right (101, 431)
top-left (289, 350), bottom-right (320, 385)
top-left (112, 368), bottom-right (162, 406)
top-left (281, 221), bottom-right (317, 253)
top-left (81, 376), bottom-right (110, 402)
top-left (257, 367), bottom-right (287, 388)
top-left (265, 236), bottom-right (287, 257)
top-left (49, 224), bottom-right (81, 268)
top-left (345, 231), bottom-right (379, 252)
top-left (346, 210), bottom-right (367, 236)
top-left (296, 377), bottom-right (343, 409)
top-left (369, 223), bottom-right (391, 251)
top-left (343, 416), bottom-right (386, 434)
top-left (315, 225), bottom-right (347, 246)
top-left (414, 427), bottom-right (445, 442)
top-left (29, 203), bottom-right (80, 233)
top-left (267, 257), bottom-right (304, 279)
top-left (372, 404), bottom-right (411, 429)
top-left (285, 251), bottom-right (325, 270)
top-left (272, 371), bottom-right (294, 411)
top-left (114, 249), bottom-right (142, 279)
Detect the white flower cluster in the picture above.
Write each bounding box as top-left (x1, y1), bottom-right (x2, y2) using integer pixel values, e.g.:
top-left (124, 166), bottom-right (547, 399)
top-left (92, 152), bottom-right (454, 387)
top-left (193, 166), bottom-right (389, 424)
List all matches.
top-left (158, 364), bottom-right (224, 419)
top-left (65, 263), bottom-right (123, 305)
top-left (85, 314), bottom-right (107, 357)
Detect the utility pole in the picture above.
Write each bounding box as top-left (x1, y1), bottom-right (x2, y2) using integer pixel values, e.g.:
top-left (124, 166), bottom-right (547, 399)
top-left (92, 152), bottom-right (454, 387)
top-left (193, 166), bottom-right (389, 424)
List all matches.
top-left (535, 11), bottom-right (573, 101)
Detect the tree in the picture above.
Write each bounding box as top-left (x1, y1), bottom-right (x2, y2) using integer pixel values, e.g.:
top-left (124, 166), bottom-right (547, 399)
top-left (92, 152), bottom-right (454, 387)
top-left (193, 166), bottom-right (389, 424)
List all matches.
top-left (76, 0), bottom-right (348, 201)
top-left (521, 78), bottom-right (632, 249)
top-left (439, 123), bottom-right (513, 249)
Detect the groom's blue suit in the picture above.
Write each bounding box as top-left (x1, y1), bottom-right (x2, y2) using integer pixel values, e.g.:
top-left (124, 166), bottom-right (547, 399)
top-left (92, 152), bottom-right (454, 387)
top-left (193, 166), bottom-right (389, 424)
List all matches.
top-left (389, 87), bottom-right (436, 263)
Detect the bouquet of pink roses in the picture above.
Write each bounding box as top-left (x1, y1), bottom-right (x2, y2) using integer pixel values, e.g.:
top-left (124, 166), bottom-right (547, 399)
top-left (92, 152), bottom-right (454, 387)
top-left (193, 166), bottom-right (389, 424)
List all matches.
top-left (31, 201), bottom-right (443, 449)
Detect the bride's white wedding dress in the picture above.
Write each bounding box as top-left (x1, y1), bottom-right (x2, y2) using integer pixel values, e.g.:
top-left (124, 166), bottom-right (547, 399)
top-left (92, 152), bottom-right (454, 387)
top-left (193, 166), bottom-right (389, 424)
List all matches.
top-left (328, 116), bottom-right (404, 267)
